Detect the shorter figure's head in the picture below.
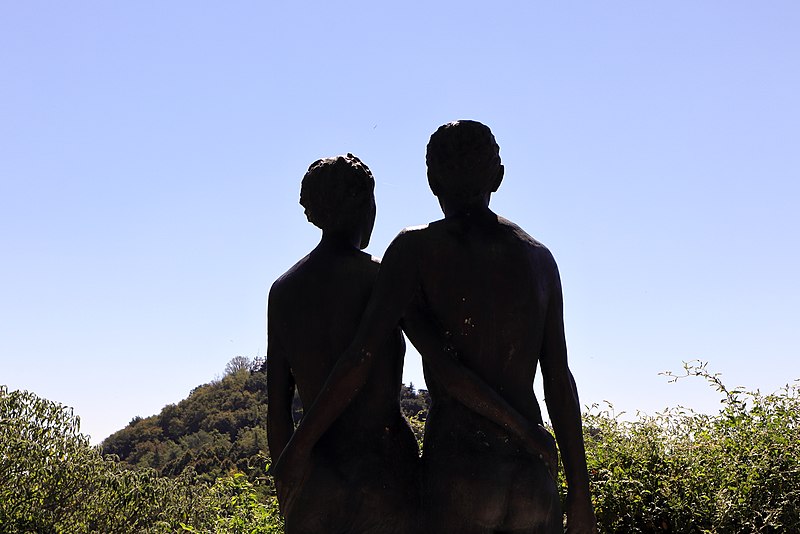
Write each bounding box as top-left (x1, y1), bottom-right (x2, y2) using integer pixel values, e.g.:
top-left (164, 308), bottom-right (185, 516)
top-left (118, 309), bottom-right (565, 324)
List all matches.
top-left (426, 120), bottom-right (504, 208)
top-left (300, 154), bottom-right (376, 249)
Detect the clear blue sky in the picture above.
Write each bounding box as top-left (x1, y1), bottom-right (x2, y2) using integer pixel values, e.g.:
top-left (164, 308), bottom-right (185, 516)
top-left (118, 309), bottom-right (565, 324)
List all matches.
top-left (2, 2), bottom-right (798, 443)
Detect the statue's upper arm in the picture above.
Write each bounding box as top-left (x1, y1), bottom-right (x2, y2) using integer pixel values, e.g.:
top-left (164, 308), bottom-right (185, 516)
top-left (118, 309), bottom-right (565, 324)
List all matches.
top-left (539, 250), bottom-right (569, 381)
top-left (267, 282), bottom-right (295, 404)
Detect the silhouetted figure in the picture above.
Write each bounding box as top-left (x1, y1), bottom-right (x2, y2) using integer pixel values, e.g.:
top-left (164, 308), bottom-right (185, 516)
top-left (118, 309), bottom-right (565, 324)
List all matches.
top-left (274, 122), bottom-right (597, 533)
top-left (267, 155), bottom-right (419, 534)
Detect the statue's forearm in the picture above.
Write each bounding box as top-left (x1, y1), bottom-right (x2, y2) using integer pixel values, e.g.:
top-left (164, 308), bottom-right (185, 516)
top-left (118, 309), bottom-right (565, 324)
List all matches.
top-left (403, 309), bottom-right (554, 461)
top-left (546, 371), bottom-right (592, 499)
top-left (285, 346), bottom-right (373, 455)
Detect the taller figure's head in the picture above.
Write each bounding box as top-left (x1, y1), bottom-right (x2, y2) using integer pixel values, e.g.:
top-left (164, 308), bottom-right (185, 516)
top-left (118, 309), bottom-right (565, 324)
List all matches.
top-left (299, 153), bottom-right (376, 249)
top-left (426, 120), bottom-right (504, 211)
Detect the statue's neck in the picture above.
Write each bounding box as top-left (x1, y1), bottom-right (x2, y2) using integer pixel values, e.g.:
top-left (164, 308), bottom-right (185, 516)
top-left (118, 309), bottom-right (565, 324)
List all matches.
top-left (315, 233), bottom-right (361, 254)
top-left (439, 197), bottom-right (493, 219)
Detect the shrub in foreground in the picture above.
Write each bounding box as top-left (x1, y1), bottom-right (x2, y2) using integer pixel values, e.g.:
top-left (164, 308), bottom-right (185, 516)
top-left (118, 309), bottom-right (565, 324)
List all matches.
top-left (0, 385), bottom-right (282, 533)
top-left (572, 361), bottom-right (800, 533)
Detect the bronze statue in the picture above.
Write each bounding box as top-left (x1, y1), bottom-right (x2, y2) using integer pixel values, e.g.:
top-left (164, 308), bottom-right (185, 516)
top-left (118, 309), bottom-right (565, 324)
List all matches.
top-left (267, 155), bottom-right (420, 533)
top-left (272, 122), bottom-right (597, 533)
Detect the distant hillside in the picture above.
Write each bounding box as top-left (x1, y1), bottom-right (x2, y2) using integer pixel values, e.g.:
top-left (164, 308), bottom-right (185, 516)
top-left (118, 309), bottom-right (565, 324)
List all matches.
top-left (102, 357), bottom-right (430, 489)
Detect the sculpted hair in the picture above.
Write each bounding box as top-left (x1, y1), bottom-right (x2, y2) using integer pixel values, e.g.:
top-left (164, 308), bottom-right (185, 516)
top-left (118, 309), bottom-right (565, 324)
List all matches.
top-left (426, 120), bottom-right (502, 201)
top-left (299, 154), bottom-right (375, 233)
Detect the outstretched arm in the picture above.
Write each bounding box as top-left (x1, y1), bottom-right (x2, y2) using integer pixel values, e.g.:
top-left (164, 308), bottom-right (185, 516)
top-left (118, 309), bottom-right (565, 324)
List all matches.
top-left (271, 232), bottom-right (420, 485)
top-left (401, 300), bottom-right (557, 471)
top-left (540, 264), bottom-right (596, 533)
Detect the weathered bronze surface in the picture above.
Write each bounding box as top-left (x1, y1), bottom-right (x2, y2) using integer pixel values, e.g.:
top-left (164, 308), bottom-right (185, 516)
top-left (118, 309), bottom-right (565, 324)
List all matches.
top-left (270, 123), bottom-right (596, 533)
top-left (267, 155), bottom-right (419, 533)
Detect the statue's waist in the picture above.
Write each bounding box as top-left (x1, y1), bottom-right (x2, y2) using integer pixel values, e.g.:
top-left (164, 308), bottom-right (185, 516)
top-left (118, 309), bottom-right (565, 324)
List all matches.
top-left (317, 415), bottom-right (417, 458)
top-left (422, 422), bottom-right (530, 457)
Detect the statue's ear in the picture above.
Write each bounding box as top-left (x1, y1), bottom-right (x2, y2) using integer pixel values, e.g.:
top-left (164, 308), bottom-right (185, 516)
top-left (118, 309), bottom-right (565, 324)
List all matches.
top-left (490, 164), bottom-right (504, 193)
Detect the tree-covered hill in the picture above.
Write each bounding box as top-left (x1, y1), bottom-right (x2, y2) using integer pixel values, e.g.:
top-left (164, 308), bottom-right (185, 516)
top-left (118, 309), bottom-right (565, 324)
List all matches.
top-left (102, 357), bottom-right (270, 485)
top-left (101, 357), bottom-right (430, 487)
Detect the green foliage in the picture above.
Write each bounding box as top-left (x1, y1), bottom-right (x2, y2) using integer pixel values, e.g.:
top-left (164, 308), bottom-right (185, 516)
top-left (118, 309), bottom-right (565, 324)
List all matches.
top-left (399, 383), bottom-right (430, 418)
top-left (400, 383), bottom-right (430, 445)
top-left (180, 474), bottom-right (283, 534)
top-left (0, 384), bottom-right (283, 533)
top-left (569, 361), bottom-right (800, 533)
top-left (1, 385), bottom-right (95, 532)
top-left (8, 359), bottom-right (798, 533)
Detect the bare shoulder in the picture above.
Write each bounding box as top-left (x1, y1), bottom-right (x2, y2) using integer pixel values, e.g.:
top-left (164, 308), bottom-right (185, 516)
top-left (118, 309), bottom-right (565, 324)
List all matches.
top-left (269, 256), bottom-right (307, 301)
top-left (496, 215), bottom-right (559, 269)
top-left (384, 223), bottom-right (431, 258)
top-left (267, 258), bottom-right (312, 350)
top-left (398, 223), bottom-right (432, 240)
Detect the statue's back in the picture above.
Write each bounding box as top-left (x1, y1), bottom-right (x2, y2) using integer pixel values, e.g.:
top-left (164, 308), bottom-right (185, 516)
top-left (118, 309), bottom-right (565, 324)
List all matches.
top-left (269, 246), bottom-right (419, 534)
top-left (410, 212), bottom-right (562, 533)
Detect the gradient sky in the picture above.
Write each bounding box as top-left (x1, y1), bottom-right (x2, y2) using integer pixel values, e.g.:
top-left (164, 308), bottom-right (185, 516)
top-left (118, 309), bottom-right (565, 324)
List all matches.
top-left (2, 2), bottom-right (798, 443)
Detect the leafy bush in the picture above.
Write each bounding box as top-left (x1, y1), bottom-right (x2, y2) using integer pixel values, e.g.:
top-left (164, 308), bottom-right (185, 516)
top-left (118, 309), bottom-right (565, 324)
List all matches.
top-left (569, 361), bottom-right (800, 533)
top-left (181, 473), bottom-right (283, 534)
top-left (0, 385), bottom-right (282, 534)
